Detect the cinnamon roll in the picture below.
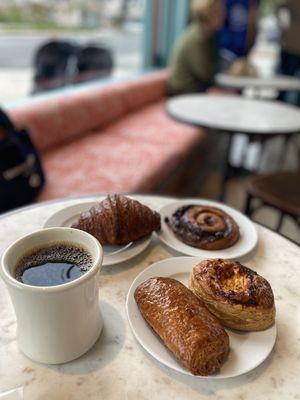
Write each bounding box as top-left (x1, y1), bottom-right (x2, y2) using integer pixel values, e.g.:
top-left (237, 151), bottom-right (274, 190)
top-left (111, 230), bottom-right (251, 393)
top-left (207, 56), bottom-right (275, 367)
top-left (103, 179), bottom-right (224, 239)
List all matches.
top-left (166, 205), bottom-right (240, 250)
top-left (189, 259), bottom-right (276, 331)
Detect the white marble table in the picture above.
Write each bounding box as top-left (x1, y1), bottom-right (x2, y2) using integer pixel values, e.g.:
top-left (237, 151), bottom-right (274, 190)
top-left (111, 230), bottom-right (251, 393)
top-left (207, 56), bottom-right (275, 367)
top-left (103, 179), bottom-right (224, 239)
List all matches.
top-left (166, 94), bottom-right (300, 136)
top-left (214, 75), bottom-right (300, 171)
top-left (0, 195), bottom-right (300, 400)
top-left (216, 73), bottom-right (300, 92)
top-left (166, 94), bottom-right (300, 199)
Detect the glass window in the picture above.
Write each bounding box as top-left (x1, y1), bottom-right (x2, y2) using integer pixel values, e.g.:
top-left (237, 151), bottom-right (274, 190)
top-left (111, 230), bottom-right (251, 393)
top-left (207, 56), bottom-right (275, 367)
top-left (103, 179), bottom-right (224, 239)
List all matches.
top-left (0, 0), bottom-right (145, 102)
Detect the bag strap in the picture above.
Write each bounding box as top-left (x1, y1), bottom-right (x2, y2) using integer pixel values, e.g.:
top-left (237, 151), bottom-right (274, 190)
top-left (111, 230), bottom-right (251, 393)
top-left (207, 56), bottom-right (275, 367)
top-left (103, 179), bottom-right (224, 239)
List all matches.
top-left (0, 108), bottom-right (18, 139)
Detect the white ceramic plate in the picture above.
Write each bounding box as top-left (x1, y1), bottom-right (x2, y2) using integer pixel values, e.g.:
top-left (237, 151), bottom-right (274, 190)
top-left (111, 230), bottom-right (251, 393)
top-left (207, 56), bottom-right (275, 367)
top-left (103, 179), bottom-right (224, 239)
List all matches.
top-left (126, 257), bottom-right (276, 379)
top-left (158, 199), bottom-right (258, 259)
top-left (44, 201), bottom-right (152, 266)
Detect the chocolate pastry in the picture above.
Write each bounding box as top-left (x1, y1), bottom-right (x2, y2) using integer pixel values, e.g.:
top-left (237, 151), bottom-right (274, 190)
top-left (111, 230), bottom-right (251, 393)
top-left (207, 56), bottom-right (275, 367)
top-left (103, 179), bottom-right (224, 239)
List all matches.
top-left (134, 277), bottom-right (229, 376)
top-left (72, 194), bottom-right (161, 245)
top-left (166, 205), bottom-right (240, 250)
top-left (189, 259), bottom-right (276, 331)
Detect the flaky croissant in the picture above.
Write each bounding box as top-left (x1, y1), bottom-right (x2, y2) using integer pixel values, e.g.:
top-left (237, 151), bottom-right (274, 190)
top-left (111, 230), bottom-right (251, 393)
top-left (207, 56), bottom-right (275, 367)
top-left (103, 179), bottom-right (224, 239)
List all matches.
top-left (71, 194), bottom-right (161, 245)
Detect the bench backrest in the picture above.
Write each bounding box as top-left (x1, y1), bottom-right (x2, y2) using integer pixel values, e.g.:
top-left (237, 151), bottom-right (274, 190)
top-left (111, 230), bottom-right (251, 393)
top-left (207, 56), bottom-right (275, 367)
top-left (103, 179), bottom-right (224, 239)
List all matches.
top-left (8, 70), bottom-right (168, 153)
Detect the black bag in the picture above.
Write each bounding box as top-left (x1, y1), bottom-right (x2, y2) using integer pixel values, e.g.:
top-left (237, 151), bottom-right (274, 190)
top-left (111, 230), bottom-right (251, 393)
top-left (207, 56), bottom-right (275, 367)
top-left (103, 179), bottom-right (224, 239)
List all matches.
top-left (0, 109), bottom-right (45, 213)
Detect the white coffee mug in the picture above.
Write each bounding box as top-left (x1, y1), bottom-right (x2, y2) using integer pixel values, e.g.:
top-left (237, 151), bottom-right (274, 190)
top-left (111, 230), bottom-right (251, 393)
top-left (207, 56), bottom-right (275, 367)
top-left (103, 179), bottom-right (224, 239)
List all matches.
top-left (0, 227), bottom-right (103, 364)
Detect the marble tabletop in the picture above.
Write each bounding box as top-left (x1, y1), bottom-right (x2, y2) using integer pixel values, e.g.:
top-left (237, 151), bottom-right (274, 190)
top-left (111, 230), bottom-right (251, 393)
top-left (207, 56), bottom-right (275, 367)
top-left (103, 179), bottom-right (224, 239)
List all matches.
top-left (0, 195), bottom-right (300, 400)
top-left (216, 73), bottom-right (300, 91)
top-left (166, 94), bottom-right (300, 135)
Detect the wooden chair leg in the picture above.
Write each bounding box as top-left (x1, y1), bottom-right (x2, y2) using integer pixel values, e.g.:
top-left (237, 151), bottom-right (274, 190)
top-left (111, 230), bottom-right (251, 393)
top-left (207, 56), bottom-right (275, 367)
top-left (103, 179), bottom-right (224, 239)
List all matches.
top-left (245, 192), bottom-right (254, 217)
top-left (276, 212), bottom-right (285, 232)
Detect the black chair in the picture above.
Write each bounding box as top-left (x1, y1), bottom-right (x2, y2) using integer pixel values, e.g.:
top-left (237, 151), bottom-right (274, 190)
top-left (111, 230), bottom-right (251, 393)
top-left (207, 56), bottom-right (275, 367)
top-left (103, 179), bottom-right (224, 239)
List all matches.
top-left (75, 45), bottom-right (114, 83)
top-left (32, 41), bottom-right (114, 93)
top-left (32, 40), bottom-right (78, 93)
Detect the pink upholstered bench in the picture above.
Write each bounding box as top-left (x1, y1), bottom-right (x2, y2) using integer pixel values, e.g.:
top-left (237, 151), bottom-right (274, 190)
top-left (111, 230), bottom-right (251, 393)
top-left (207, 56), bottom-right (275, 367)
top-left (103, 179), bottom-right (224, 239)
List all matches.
top-left (8, 71), bottom-right (206, 201)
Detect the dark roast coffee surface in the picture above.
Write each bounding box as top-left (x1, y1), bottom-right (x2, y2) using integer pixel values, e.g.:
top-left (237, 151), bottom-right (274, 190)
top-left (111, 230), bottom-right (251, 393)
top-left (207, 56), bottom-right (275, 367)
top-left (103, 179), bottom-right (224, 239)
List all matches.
top-left (19, 261), bottom-right (86, 286)
top-left (14, 243), bottom-right (93, 287)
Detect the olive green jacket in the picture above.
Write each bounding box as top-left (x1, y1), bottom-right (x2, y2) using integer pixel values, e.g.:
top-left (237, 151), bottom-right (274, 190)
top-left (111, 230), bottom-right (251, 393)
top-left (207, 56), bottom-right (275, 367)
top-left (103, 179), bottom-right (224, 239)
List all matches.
top-left (168, 23), bottom-right (218, 95)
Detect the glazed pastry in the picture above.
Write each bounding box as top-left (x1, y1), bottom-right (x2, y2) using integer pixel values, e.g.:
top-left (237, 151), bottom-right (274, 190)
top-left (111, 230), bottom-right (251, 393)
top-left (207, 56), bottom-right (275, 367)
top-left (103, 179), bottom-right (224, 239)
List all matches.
top-left (72, 194), bottom-right (161, 245)
top-left (166, 205), bottom-right (240, 250)
top-left (189, 259), bottom-right (275, 331)
top-left (134, 277), bottom-right (229, 376)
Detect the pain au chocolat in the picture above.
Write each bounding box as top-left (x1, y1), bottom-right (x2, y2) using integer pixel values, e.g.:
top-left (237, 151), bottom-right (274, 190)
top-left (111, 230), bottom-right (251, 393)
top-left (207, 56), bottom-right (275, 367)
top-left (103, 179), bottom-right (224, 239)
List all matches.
top-left (166, 205), bottom-right (240, 250)
top-left (189, 259), bottom-right (275, 331)
top-left (72, 194), bottom-right (161, 245)
top-left (134, 277), bottom-right (229, 376)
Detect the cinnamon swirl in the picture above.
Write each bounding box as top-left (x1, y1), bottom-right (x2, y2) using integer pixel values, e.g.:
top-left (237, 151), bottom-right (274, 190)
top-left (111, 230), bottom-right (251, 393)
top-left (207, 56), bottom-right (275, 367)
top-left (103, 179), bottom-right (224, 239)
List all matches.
top-left (189, 259), bottom-right (276, 331)
top-left (166, 205), bottom-right (240, 250)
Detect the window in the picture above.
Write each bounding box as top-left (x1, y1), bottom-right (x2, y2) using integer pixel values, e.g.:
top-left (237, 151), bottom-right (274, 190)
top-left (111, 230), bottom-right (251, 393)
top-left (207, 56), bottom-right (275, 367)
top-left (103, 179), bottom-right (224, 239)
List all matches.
top-left (0, 0), bottom-right (145, 102)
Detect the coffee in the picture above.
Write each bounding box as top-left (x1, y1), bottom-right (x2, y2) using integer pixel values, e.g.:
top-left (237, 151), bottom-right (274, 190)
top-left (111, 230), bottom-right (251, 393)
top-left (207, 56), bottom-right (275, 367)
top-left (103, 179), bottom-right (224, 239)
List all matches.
top-left (14, 242), bottom-right (93, 287)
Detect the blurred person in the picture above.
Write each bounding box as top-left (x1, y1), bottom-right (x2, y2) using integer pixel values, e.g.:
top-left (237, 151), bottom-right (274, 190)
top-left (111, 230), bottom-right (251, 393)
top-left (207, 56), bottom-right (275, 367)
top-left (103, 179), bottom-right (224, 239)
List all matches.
top-left (167, 0), bottom-right (224, 95)
top-left (218, 0), bottom-right (260, 71)
top-left (277, 0), bottom-right (300, 102)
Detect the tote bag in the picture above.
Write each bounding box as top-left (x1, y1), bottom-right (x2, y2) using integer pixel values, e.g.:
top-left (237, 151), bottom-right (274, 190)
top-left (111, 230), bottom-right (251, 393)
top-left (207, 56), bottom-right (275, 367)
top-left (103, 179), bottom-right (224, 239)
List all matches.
top-left (0, 109), bottom-right (45, 213)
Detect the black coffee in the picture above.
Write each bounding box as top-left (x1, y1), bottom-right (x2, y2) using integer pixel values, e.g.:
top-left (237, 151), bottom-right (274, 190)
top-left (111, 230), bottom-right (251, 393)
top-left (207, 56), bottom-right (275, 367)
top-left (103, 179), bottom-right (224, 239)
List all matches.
top-left (14, 242), bottom-right (93, 287)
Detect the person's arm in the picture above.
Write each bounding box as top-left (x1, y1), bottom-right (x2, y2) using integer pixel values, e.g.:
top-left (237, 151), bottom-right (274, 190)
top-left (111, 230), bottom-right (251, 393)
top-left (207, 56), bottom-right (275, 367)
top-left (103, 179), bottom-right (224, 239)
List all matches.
top-left (276, 0), bottom-right (290, 31)
top-left (276, 0), bottom-right (288, 13)
top-left (245, 0), bottom-right (260, 54)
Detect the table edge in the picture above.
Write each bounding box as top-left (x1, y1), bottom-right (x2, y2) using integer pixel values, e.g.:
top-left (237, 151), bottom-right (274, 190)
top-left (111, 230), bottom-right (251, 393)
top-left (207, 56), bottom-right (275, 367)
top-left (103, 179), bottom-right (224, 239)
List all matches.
top-left (165, 96), bottom-right (300, 136)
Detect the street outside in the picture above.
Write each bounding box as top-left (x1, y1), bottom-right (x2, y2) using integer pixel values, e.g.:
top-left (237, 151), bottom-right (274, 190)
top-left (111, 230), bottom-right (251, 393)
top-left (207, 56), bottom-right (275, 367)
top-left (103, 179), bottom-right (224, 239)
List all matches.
top-left (0, 25), bottom-right (143, 103)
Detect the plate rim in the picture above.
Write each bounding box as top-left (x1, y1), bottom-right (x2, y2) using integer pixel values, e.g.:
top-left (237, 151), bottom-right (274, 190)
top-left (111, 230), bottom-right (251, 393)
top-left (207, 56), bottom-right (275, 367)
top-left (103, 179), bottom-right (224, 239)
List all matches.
top-left (126, 256), bottom-right (276, 379)
top-left (44, 201), bottom-right (103, 229)
top-left (157, 199), bottom-right (258, 259)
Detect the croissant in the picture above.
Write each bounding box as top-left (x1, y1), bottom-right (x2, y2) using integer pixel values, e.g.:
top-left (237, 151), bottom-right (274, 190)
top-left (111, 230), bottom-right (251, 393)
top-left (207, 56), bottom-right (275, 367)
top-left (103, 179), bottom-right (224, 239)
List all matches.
top-left (71, 194), bottom-right (161, 245)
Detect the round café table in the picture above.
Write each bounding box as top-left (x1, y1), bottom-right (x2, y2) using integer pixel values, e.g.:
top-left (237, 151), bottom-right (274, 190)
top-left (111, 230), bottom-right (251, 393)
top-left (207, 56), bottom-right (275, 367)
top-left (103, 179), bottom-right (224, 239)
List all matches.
top-left (215, 73), bottom-right (300, 93)
top-left (0, 194), bottom-right (300, 400)
top-left (166, 94), bottom-right (300, 200)
top-left (215, 74), bottom-right (300, 179)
